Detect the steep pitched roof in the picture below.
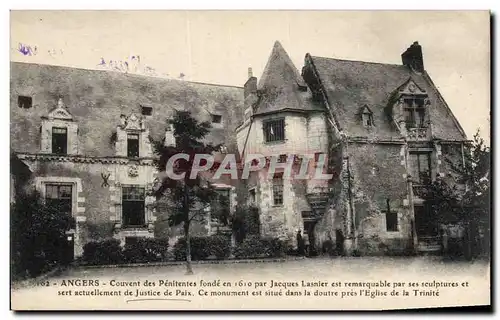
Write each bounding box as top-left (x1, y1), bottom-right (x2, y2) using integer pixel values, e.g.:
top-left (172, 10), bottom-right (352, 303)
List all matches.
top-left (10, 62), bottom-right (244, 157)
top-left (309, 56), bottom-right (467, 141)
top-left (254, 41), bottom-right (323, 116)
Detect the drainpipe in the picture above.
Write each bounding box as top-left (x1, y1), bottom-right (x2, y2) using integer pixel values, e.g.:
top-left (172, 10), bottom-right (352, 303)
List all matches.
top-left (346, 155), bottom-right (357, 251)
top-left (404, 142), bottom-right (418, 253)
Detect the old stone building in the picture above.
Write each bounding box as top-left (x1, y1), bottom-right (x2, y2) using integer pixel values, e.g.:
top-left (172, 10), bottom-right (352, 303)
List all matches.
top-left (10, 40), bottom-right (468, 259)
top-left (10, 62), bottom-right (243, 258)
top-left (236, 41), bottom-right (467, 255)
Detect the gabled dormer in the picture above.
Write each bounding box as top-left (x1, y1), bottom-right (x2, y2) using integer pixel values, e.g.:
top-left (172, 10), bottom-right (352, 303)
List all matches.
top-left (40, 98), bottom-right (79, 155)
top-left (359, 105), bottom-right (374, 128)
top-left (388, 78), bottom-right (431, 140)
top-left (115, 112), bottom-right (152, 158)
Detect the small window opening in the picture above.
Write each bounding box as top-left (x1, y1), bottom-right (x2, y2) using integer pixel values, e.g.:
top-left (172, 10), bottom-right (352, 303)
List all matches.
top-left (141, 105), bottom-right (153, 116)
top-left (211, 114), bottom-right (222, 124)
top-left (18, 96), bottom-right (32, 109)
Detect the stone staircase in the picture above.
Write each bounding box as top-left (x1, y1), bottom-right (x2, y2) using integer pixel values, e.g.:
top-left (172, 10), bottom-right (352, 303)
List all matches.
top-left (305, 188), bottom-right (333, 220)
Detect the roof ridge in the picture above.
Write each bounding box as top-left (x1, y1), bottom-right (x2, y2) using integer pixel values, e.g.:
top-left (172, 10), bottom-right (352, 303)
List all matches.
top-left (310, 55), bottom-right (404, 68)
top-left (10, 61), bottom-right (243, 89)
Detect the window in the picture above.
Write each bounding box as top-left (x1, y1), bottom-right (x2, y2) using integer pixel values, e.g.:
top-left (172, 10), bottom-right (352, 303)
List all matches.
top-left (263, 119), bottom-right (285, 143)
top-left (45, 184), bottom-right (72, 215)
top-left (404, 98), bottom-right (426, 129)
top-left (386, 211), bottom-right (398, 232)
top-left (127, 134), bottom-right (140, 158)
top-left (122, 186), bottom-right (145, 227)
top-left (211, 114), bottom-right (222, 124)
top-left (213, 189), bottom-right (231, 225)
top-left (141, 105), bottom-right (152, 116)
top-left (409, 152), bottom-right (431, 184)
top-left (278, 154), bottom-right (287, 163)
top-left (216, 189), bottom-right (231, 209)
top-left (383, 199), bottom-right (398, 232)
top-left (18, 96), bottom-right (32, 109)
top-left (272, 173), bottom-right (284, 206)
top-left (52, 127), bottom-right (68, 155)
top-left (362, 112), bottom-right (373, 127)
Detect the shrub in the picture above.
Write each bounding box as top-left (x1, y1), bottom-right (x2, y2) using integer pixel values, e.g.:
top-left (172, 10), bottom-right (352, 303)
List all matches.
top-left (261, 237), bottom-right (286, 258)
top-left (123, 238), bottom-right (169, 263)
top-left (173, 237), bottom-right (210, 261)
top-left (82, 239), bottom-right (124, 265)
top-left (233, 236), bottom-right (285, 259)
top-left (206, 234), bottom-right (231, 259)
top-left (172, 235), bottom-right (232, 261)
top-left (233, 236), bottom-right (267, 259)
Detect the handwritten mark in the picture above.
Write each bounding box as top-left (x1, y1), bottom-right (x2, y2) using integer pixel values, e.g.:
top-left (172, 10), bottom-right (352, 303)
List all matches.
top-left (126, 298), bottom-right (191, 303)
top-left (18, 43), bottom-right (37, 56)
top-left (97, 55), bottom-right (164, 76)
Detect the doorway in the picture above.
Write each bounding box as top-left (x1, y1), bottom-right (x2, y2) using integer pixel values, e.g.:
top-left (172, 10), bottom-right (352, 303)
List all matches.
top-left (414, 205), bottom-right (439, 238)
top-left (61, 232), bottom-right (75, 265)
top-left (303, 220), bottom-right (318, 256)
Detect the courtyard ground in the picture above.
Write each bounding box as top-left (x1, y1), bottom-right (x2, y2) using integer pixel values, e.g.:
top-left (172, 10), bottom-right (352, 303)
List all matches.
top-left (11, 256), bottom-right (490, 310)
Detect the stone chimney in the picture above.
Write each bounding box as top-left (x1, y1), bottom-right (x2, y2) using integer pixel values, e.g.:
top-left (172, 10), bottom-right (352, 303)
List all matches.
top-left (243, 67), bottom-right (258, 121)
top-left (401, 41), bottom-right (424, 72)
top-left (244, 67), bottom-right (257, 99)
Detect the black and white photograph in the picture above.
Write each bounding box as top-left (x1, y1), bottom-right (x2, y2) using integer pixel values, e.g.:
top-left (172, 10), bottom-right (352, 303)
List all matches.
top-left (9, 10), bottom-right (491, 310)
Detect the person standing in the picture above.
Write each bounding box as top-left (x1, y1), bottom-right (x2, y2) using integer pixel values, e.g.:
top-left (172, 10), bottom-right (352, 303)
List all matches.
top-left (303, 232), bottom-right (310, 257)
top-left (296, 229), bottom-right (304, 256)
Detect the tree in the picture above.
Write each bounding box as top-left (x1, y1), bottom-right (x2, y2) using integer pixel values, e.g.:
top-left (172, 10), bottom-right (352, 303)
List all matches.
top-left (11, 191), bottom-right (75, 280)
top-left (152, 111), bottom-right (231, 274)
top-left (421, 129), bottom-right (490, 259)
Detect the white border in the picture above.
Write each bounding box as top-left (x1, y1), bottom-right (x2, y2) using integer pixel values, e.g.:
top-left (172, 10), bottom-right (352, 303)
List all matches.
top-left (3, 3), bottom-right (497, 318)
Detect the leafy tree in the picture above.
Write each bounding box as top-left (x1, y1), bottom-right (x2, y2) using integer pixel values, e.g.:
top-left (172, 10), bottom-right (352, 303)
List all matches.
top-left (11, 192), bottom-right (75, 279)
top-left (152, 111), bottom-right (231, 274)
top-left (421, 129), bottom-right (490, 259)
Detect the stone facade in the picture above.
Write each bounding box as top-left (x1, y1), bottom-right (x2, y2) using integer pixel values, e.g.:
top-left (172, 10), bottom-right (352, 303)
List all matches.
top-left (11, 40), bottom-right (469, 259)
top-left (11, 62), bottom-right (244, 258)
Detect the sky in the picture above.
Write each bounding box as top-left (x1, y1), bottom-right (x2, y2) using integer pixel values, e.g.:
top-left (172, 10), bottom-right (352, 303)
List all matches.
top-left (10, 11), bottom-right (490, 142)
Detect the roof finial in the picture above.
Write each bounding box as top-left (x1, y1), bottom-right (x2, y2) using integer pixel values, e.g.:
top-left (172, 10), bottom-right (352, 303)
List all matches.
top-left (248, 67), bottom-right (253, 78)
top-left (57, 98), bottom-right (64, 109)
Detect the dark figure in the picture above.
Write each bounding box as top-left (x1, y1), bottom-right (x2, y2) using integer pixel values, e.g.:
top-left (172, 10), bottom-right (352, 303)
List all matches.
top-left (335, 229), bottom-right (345, 256)
top-left (296, 230), bottom-right (305, 256)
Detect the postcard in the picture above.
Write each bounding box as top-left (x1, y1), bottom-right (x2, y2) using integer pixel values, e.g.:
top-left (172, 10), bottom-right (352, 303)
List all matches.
top-left (10, 10), bottom-right (491, 311)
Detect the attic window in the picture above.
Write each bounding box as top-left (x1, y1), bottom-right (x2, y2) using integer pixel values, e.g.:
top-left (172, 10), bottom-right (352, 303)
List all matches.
top-left (363, 113), bottom-right (373, 127)
top-left (211, 114), bottom-right (222, 124)
top-left (18, 96), bottom-right (32, 109)
top-left (141, 105), bottom-right (153, 116)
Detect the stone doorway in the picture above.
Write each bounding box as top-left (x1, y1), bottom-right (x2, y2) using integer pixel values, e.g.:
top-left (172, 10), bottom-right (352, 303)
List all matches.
top-left (414, 205), bottom-right (440, 252)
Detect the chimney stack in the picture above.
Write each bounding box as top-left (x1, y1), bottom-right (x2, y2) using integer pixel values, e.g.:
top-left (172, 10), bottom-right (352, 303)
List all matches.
top-left (401, 41), bottom-right (424, 72)
top-left (244, 67), bottom-right (257, 99)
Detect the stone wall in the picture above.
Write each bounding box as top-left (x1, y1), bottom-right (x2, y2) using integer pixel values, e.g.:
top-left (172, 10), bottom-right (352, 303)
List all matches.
top-left (347, 142), bottom-right (412, 255)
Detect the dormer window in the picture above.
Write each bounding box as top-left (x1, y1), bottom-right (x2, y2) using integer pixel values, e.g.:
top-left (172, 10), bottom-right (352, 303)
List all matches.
top-left (404, 97), bottom-right (426, 129)
top-left (40, 98), bottom-right (79, 155)
top-left (52, 127), bottom-right (68, 155)
top-left (127, 134), bottom-right (140, 158)
top-left (360, 105), bottom-right (374, 128)
top-left (115, 113), bottom-right (152, 158)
